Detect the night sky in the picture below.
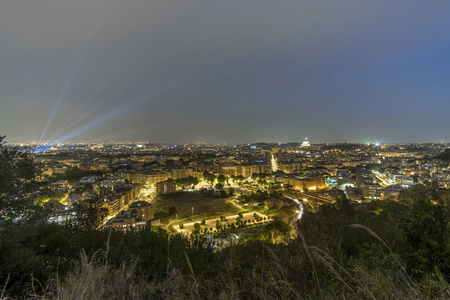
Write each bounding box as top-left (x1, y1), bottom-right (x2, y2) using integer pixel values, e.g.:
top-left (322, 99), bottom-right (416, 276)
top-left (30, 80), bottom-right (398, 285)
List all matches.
top-left (1, 1), bottom-right (450, 144)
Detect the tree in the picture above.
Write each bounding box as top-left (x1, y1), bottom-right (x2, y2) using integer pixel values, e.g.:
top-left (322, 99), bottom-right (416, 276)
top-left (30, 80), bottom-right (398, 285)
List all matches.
top-left (265, 220), bottom-right (291, 234)
top-left (295, 171), bottom-right (306, 178)
top-left (179, 222), bottom-right (184, 229)
top-left (0, 136), bottom-right (43, 226)
top-left (253, 213), bottom-right (262, 222)
top-left (169, 206), bottom-right (177, 218)
top-left (215, 183), bottom-right (224, 190)
top-left (204, 172), bottom-right (217, 185)
top-left (284, 184), bottom-right (293, 191)
top-left (75, 200), bottom-right (108, 230)
top-left (164, 159), bottom-right (175, 165)
top-left (235, 175), bottom-right (244, 182)
top-left (216, 220), bottom-right (222, 231)
top-left (142, 160), bottom-right (159, 168)
top-left (257, 173), bottom-right (267, 180)
top-left (217, 175), bottom-right (226, 184)
top-left (402, 197), bottom-right (450, 274)
top-left (175, 176), bottom-right (199, 189)
top-left (272, 170), bottom-right (286, 176)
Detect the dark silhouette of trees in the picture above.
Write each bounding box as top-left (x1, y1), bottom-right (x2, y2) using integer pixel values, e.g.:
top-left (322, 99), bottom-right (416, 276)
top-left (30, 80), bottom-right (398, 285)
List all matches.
top-left (169, 206), bottom-right (177, 218)
top-left (217, 175), bottom-right (226, 184)
top-left (74, 200), bottom-right (109, 230)
top-left (0, 136), bottom-right (43, 226)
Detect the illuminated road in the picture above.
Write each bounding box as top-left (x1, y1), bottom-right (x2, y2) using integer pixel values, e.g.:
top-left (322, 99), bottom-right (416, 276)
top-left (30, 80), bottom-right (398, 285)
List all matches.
top-left (271, 154), bottom-right (278, 172)
top-left (284, 195), bottom-right (304, 238)
top-left (286, 191), bottom-right (334, 205)
top-left (284, 195), bottom-right (304, 221)
top-left (303, 193), bottom-right (334, 204)
top-left (374, 173), bottom-right (392, 187)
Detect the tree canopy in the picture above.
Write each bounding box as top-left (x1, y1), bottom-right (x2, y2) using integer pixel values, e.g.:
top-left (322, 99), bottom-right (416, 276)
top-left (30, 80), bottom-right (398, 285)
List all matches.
top-left (0, 136), bottom-right (43, 226)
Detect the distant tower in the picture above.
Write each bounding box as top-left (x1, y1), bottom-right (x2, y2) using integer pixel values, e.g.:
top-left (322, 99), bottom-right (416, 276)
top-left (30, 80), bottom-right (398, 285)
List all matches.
top-left (302, 137), bottom-right (310, 147)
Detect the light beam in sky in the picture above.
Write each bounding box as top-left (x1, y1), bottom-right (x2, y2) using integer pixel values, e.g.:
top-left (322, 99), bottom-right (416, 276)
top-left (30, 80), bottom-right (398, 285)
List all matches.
top-left (51, 70), bottom-right (193, 144)
top-left (38, 36), bottom-right (92, 144)
top-left (46, 56), bottom-right (222, 144)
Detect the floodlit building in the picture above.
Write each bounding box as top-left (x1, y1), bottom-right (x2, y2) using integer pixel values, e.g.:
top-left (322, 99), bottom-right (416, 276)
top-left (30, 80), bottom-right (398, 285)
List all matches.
top-left (302, 137), bottom-right (310, 147)
top-left (356, 170), bottom-right (383, 201)
top-left (294, 177), bottom-right (326, 191)
top-left (129, 201), bottom-right (154, 221)
top-left (118, 170), bottom-right (168, 186)
top-left (104, 210), bottom-right (146, 231)
top-left (156, 181), bottom-right (176, 195)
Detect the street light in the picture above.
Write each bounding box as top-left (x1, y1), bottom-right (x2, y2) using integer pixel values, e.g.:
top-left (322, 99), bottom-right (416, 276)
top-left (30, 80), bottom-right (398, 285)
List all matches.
top-left (192, 207), bottom-right (194, 216)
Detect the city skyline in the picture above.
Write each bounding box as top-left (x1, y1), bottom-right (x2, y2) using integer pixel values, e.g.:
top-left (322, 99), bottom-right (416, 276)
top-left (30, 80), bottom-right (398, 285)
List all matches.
top-left (1, 1), bottom-right (450, 144)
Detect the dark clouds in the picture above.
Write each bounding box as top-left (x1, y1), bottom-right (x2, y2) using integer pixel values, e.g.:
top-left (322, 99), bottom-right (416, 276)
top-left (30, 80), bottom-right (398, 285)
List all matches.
top-left (1, 0), bottom-right (450, 143)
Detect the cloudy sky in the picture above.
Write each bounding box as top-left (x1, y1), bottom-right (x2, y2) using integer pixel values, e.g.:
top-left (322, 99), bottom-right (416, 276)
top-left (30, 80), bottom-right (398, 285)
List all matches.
top-left (1, 0), bottom-right (450, 144)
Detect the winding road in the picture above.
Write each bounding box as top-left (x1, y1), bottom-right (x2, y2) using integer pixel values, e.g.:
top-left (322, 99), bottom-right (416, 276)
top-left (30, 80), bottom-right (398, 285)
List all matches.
top-left (284, 195), bottom-right (304, 221)
top-left (284, 195), bottom-right (304, 238)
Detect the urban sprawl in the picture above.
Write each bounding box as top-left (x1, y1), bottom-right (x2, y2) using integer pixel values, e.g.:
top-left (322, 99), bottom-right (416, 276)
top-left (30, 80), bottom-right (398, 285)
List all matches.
top-left (19, 138), bottom-right (450, 239)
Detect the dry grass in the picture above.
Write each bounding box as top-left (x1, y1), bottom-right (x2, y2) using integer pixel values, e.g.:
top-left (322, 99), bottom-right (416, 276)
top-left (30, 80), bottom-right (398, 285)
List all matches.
top-left (10, 224), bottom-right (450, 300)
top-left (21, 249), bottom-right (450, 300)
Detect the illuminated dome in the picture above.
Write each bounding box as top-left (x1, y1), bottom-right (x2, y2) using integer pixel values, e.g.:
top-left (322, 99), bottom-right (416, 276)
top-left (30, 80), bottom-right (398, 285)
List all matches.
top-left (302, 137), bottom-right (310, 147)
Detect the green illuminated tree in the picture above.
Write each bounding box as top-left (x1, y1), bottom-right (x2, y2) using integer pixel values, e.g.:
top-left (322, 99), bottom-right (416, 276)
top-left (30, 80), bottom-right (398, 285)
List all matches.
top-left (204, 172), bottom-right (217, 185)
top-left (217, 175), bottom-right (226, 184)
top-left (194, 222), bottom-right (201, 230)
top-left (216, 220), bottom-right (222, 231)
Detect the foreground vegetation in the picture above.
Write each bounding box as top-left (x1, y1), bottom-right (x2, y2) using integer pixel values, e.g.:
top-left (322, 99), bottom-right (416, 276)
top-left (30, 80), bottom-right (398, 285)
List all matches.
top-left (1, 137), bottom-right (450, 299)
top-left (1, 187), bottom-right (449, 299)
